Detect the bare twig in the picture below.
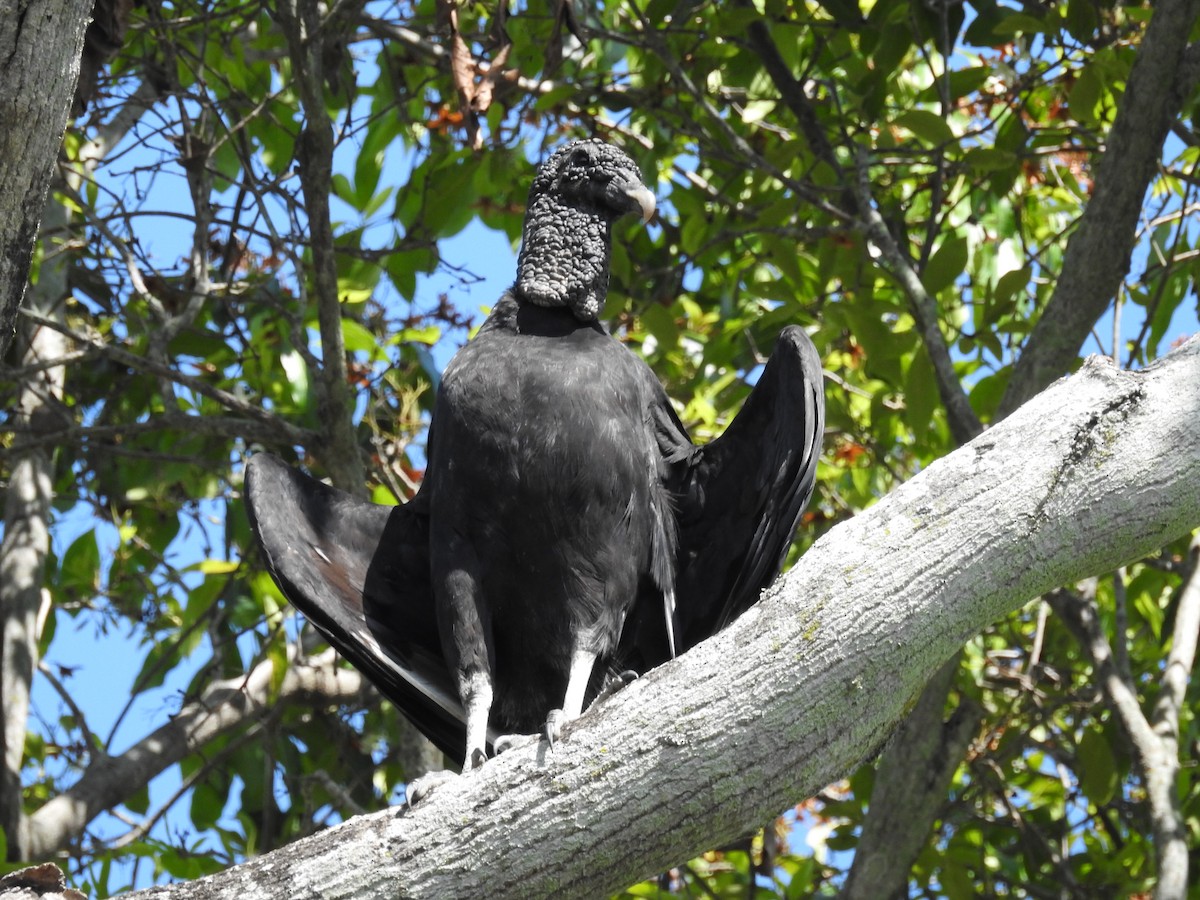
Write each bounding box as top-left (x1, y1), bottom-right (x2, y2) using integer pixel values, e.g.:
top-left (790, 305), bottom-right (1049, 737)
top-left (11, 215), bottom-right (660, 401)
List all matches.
top-left (16, 307), bottom-right (317, 447)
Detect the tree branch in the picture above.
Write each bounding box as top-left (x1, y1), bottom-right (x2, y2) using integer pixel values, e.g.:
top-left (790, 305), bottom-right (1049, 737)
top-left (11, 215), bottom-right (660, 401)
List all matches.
top-left (0, 199), bottom-right (73, 861)
top-left (852, 149), bottom-right (983, 444)
top-left (274, 0), bottom-right (365, 493)
top-left (839, 654), bottom-right (980, 900)
top-left (125, 338), bottom-right (1200, 898)
top-left (21, 648), bottom-right (370, 859)
top-left (1047, 565), bottom-right (1194, 899)
top-left (998, 0), bottom-right (1200, 415)
top-left (0, 0), bottom-right (91, 358)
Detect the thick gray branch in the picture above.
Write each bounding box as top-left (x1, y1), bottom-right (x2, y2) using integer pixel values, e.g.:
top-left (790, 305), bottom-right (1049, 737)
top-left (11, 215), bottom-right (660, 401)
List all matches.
top-left (1, 198), bottom-right (72, 859)
top-left (21, 649), bottom-right (369, 859)
top-left (998, 0), bottom-right (1200, 416)
top-left (126, 339), bottom-right (1200, 899)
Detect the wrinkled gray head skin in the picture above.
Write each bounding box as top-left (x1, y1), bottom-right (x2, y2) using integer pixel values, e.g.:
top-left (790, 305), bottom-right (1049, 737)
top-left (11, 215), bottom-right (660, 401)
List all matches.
top-left (515, 139), bottom-right (656, 322)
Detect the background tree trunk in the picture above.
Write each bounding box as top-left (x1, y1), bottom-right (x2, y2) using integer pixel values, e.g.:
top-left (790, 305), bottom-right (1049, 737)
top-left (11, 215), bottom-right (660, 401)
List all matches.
top-left (0, 0), bottom-right (90, 358)
top-left (0, 0), bottom-right (90, 858)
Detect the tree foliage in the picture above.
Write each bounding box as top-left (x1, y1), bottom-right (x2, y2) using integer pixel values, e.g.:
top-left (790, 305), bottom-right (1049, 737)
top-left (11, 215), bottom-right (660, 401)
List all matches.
top-left (1, 0), bottom-right (1198, 895)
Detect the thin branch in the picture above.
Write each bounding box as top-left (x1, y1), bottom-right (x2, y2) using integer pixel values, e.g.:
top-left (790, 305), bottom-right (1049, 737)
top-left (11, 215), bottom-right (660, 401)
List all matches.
top-left (36, 660), bottom-right (105, 766)
top-left (1150, 535), bottom-right (1200, 748)
top-left (106, 719), bottom-right (268, 852)
top-left (22, 648), bottom-right (370, 858)
top-left (624, 12), bottom-right (850, 223)
top-left (852, 148), bottom-right (983, 444)
top-left (16, 307), bottom-right (318, 447)
top-left (1048, 560), bottom-right (1194, 899)
top-left (275, 0), bottom-right (366, 492)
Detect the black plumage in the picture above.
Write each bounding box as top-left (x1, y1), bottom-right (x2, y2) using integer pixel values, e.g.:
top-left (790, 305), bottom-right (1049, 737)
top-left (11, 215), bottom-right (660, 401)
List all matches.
top-left (246, 139), bottom-right (825, 774)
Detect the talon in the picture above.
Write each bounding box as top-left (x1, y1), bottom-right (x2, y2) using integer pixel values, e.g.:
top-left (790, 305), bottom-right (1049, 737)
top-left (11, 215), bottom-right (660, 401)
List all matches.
top-left (469, 747), bottom-right (488, 769)
top-left (543, 709), bottom-right (569, 749)
top-left (493, 733), bottom-right (535, 755)
top-left (590, 669), bottom-right (640, 708)
top-left (406, 769), bottom-right (458, 807)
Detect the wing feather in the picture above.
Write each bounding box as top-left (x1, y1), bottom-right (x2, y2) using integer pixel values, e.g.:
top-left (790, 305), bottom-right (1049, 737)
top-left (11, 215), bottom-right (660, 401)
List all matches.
top-left (245, 453), bottom-right (479, 765)
top-left (673, 326), bottom-right (825, 649)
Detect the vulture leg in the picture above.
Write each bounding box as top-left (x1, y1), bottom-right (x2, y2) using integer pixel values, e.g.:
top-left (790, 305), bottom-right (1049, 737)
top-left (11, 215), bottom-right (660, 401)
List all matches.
top-left (461, 672), bottom-right (493, 769)
top-left (543, 647), bottom-right (599, 748)
top-left (433, 542), bottom-right (498, 768)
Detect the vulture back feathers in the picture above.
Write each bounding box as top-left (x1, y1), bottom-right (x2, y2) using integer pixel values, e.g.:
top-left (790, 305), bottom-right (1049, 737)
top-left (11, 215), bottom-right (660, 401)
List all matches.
top-left (246, 139), bottom-right (825, 769)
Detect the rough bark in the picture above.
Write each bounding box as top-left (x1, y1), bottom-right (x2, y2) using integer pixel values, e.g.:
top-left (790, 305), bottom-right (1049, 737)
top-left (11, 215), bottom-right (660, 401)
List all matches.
top-left (0, 0), bottom-right (90, 358)
top-left (997, 0), bottom-right (1200, 416)
top-left (121, 340), bottom-right (1200, 899)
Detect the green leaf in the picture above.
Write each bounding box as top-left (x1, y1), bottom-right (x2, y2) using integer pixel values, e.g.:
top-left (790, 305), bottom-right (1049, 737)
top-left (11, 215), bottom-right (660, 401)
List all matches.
top-left (341, 318), bottom-right (382, 355)
top-left (923, 233), bottom-right (969, 296)
top-left (279, 349), bottom-right (309, 408)
top-left (993, 265), bottom-right (1032, 308)
top-left (740, 99), bottom-right (776, 124)
top-left (124, 783), bottom-right (150, 816)
top-left (61, 531), bottom-right (100, 595)
top-left (1065, 0), bottom-right (1098, 42)
top-left (1077, 728), bottom-right (1118, 806)
top-left (964, 147), bottom-right (1018, 173)
top-left (893, 109), bottom-right (956, 146)
top-left (681, 214), bottom-right (708, 256)
top-left (904, 348), bottom-right (938, 443)
top-left (267, 635), bottom-right (289, 701)
top-left (989, 11), bottom-right (1050, 35)
top-left (1069, 65), bottom-right (1104, 127)
top-left (190, 781), bottom-right (226, 832)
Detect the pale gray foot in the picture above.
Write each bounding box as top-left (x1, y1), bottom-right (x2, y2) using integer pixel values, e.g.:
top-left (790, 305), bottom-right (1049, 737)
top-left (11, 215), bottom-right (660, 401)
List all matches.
top-left (591, 669), bottom-right (638, 707)
top-left (543, 647), bottom-right (599, 749)
top-left (406, 769), bottom-right (457, 806)
top-left (493, 732), bottom-right (537, 755)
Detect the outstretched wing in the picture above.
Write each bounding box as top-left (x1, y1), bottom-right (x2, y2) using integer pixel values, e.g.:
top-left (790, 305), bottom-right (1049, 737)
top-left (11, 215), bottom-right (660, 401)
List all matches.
top-left (244, 452), bottom-right (473, 764)
top-left (673, 325), bottom-right (825, 650)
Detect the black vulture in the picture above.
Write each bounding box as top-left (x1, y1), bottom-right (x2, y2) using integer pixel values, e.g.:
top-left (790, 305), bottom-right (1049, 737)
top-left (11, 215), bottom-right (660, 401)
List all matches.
top-left (245, 139), bottom-right (825, 783)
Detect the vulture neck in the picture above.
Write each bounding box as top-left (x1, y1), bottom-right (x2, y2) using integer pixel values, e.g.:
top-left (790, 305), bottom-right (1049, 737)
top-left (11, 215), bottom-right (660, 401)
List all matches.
top-left (514, 193), bottom-right (612, 322)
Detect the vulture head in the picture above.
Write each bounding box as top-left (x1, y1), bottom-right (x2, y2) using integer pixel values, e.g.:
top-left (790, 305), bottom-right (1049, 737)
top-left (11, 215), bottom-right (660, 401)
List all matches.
top-left (515, 139), bottom-right (656, 322)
